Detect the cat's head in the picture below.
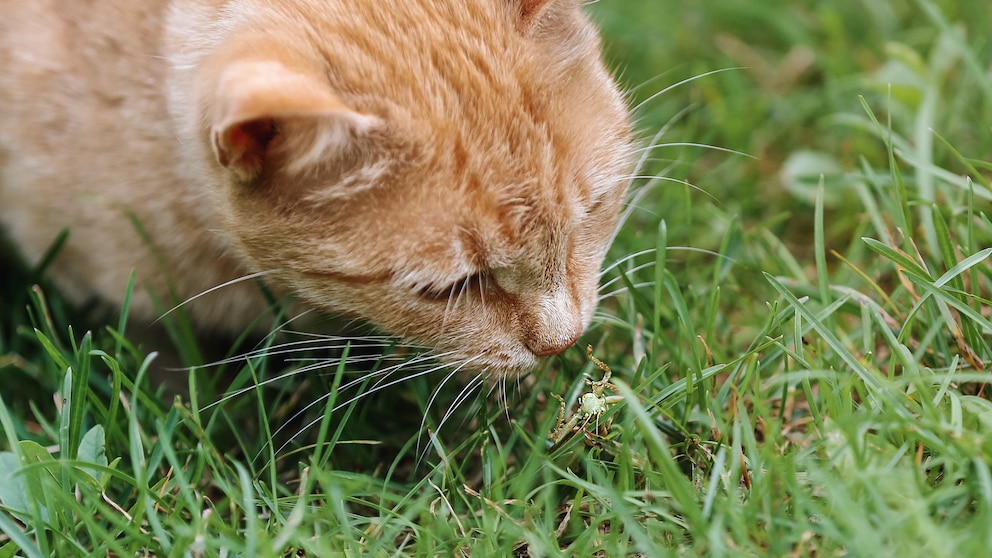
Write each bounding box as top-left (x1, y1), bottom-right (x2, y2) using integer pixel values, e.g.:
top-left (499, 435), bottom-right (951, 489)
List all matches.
top-left (178, 0), bottom-right (633, 378)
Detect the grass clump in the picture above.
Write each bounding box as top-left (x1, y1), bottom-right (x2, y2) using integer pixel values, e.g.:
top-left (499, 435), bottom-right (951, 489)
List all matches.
top-left (2, 0), bottom-right (991, 555)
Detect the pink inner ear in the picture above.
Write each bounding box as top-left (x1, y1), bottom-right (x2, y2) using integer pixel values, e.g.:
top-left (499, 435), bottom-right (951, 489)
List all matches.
top-left (215, 118), bottom-right (276, 180)
top-left (517, 0), bottom-right (556, 27)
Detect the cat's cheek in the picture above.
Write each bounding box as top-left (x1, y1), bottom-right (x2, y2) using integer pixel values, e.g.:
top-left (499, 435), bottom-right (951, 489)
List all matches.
top-left (407, 306), bottom-right (541, 377)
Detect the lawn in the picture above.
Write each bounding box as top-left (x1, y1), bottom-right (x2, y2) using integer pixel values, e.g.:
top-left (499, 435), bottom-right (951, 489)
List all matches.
top-left (2, 0), bottom-right (991, 555)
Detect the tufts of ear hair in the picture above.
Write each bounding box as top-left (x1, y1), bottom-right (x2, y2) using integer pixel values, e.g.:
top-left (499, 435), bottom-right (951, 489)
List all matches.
top-left (511, 0), bottom-right (575, 32)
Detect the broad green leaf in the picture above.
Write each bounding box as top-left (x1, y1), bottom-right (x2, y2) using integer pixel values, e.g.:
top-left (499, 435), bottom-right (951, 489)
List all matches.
top-left (76, 425), bottom-right (109, 487)
top-left (0, 453), bottom-right (30, 519)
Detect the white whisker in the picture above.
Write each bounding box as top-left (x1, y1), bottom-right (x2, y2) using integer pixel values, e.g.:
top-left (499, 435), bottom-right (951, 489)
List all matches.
top-left (417, 359), bottom-right (479, 457)
top-left (199, 337), bottom-right (395, 368)
top-left (501, 376), bottom-right (511, 425)
top-left (598, 261), bottom-right (657, 292)
top-left (598, 282), bottom-right (656, 302)
top-left (630, 142), bottom-right (754, 159)
top-left (599, 247), bottom-right (737, 296)
top-left (364, 351), bottom-right (455, 392)
top-left (631, 67), bottom-right (744, 114)
top-left (205, 353), bottom-right (401, 410)
top-left (599, 248), bottom-right (657, 277)
top-left (624, 175), bottom-right (715, 199)
top-left (329, 352), bottom-right (459, 410)
top-left (251, 353), bottom-right (434, 464)
top-left (607, 107), bottom-right (686, 249)
top-left (267, 353), bottom-right (461, 461)
top-left (441, 280), bottom-right (459, 335)
top-left (418, 366), bottom-right (485, 462)
top-left (153, 270), bottom-right (276, 324)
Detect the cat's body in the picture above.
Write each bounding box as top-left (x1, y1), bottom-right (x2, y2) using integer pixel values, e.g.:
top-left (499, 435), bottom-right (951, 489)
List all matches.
top-left (0, 0), bottom-right (633, 378)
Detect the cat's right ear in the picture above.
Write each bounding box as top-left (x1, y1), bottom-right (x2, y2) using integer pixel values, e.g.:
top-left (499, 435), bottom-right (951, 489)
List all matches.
top-left (208, 62), bottom-right (378, 181)
top-left (511, 0), bottom-right (573, 32)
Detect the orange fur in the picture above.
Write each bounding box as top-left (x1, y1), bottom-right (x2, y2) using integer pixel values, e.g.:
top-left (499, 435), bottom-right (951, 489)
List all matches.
top-left (0, 0), bottom-right (634, 377)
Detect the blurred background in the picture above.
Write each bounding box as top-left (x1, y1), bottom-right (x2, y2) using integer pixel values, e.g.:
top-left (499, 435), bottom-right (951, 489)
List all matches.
top-left (590, 0), bottom-right (991, 352)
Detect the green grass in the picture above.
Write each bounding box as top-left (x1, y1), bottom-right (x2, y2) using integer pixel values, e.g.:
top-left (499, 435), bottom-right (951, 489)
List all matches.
top-left (3, 0), bottom-right (992, 555)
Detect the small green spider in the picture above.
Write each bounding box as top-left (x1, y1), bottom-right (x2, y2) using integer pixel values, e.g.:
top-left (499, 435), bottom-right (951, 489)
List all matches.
top-left (548, 346), bottom-right (624, 447)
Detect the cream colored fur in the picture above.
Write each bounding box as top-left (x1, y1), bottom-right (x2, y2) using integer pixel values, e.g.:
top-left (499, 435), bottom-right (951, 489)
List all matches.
top-left (0, 0), bottom-right (634, 377)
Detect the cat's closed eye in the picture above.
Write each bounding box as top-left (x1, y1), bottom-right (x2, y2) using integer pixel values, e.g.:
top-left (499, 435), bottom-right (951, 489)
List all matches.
top-left (415, 272), bottom-right (487, 303)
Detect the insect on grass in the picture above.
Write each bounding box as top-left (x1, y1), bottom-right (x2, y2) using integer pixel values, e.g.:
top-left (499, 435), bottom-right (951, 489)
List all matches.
top-left (548, 345), bottom-right (625, 448)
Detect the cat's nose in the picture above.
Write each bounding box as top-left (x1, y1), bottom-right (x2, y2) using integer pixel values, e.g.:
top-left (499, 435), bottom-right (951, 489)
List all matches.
top-left (526, 328), bottom-right (582, 357)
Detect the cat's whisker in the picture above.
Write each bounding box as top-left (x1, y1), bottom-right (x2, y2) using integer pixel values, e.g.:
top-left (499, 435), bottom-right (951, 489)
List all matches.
top-left (204, 332), bottom-right (438, 410)
top-left (598, 261), bottom-right (657, 291)
top-left (484, 373), bottom-right (500, 400)
top-left (206, 366), bottom-right (312, 411)
top-left (632, 103), bottom-right (691, 169)
top-left (630, 67), bottom-right (744, 114)
top-left (416, 364), bottom-right (467, 453)
top-left (336, 352), bottom-right (459, 407)
top-left (499, 375), bottom-right (512, 426)
top-left (364, 351), bottom-right (454, 393)
top-left (152, 270), bottom-right (277, 324)
top-left (605, 115), bottom-right (680, 250)
top-left (599, 248), bottom-right (656, 277)
top-left (505, 376), bottom-right (514, 424)
top-left (625, 71), bottom-right (677, 99)
top-left (631, 142), bottom-right (753, 159)
top-left (607, 74), bottom-right (753, 250)
top-left (238, 307), bottom-right (317, 354)
top-left (598, 282), bottom-right (656, 302)
top-left (599, 247), bottom-right (739, 298)
top-left (440, 271), bottom-right (476, 334)
top-left (622, 175), bottom-right (714, 199)
top-left (278, 330), bottom-right (419, 350)
top-left (257, 392), bottom-right (336, 464)
top-left (272, 355), bottom-right (466, 461)
top-left (455, 275), bottom-right (471, 309)
top-left (254, 354), bottom-right (445, 465)
top-left (417, 358), bottom-right (485, 461)
top-left (440, 280), bottom-right (461, 335)
top-left (481, 371), bottom-right (511, 425)
top-left (279, 330), bottom-right (400, 342)
top-left (600, 245), bottom-right (737, 294)
top-left (608, 169), bottom-right (682, 251)
top-left (258, 353), bottom-right (450, 463)
top-left (420, 373), bottom-right (484, 463)
top-left (197, 337), bottom-right (396, 368)
top-left (205, 352), bottom-right (405, 410)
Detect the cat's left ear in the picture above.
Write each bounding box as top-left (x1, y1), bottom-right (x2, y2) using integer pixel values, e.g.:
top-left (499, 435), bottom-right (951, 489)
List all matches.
top-left (209, 62), bottom-right (378, 181)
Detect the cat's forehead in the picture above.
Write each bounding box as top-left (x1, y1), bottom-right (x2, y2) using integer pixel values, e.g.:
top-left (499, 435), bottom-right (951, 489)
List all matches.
top-left (322, 0), bottom-right (605, 124)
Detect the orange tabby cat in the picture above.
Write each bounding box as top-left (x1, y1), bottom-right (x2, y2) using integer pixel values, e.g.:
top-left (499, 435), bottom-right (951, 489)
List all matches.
top-left (0, 0), bottom-right (634, 378)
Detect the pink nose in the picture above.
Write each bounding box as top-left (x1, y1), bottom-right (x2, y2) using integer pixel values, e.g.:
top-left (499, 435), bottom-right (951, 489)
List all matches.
top-left (527, 329), bottom-right (582, 357)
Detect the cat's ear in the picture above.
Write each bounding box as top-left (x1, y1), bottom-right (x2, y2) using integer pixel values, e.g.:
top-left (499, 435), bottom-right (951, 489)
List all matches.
top-left (512, 0), bottom-right (573, 31)
top-left (209, 62), bottom-right (378, 181)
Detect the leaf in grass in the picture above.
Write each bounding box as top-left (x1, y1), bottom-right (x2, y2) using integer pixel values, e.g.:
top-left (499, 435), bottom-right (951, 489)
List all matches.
top-left (0, 442), bottom-right (58, 523)
top-left (862, 237), bottom-right (933, 279)
top-left (77, 425), bottom-right (109, 487)
top-left (0, 452), bottom-right (31, 519)
top-left (0, 541), bottom-right (24, 558)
